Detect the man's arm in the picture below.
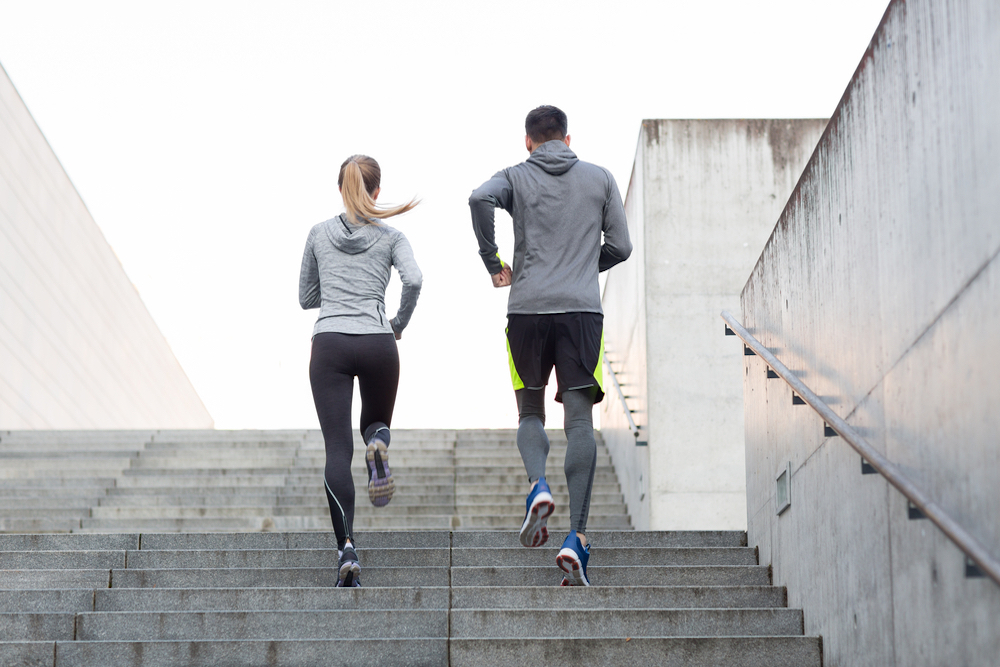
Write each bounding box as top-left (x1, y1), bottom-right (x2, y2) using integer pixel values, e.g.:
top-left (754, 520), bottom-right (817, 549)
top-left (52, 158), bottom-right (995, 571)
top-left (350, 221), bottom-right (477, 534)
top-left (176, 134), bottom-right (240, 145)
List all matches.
top-left (469, 170), bottom-right (513, 277)
top-left (598, 170), bottom-right (632, 272)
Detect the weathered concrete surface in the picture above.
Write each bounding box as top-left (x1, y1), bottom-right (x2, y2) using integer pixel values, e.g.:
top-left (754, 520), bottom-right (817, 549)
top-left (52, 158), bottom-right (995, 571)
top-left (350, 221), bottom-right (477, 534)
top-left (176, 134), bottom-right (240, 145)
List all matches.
top-left (740, 0), bottom-right (1000, 665)
top-left (602, 119), bottom-right (825, 530)
top-left (0, 63), bottom-right (212, 429)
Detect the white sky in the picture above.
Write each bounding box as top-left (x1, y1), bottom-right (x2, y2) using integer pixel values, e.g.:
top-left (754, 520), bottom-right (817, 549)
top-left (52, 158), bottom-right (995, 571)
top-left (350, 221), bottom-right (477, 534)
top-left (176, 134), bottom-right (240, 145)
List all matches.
top-left (0, 0), bottom-right (888, 429)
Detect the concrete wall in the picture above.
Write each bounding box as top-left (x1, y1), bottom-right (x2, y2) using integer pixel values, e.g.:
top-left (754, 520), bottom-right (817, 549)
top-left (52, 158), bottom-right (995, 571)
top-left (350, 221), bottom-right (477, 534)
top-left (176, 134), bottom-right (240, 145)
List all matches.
top-left (602, 118), bottom-right (824, 530)
top-left (0, 63), bottom-right (213, 429)
top-left (740, 0), bottom-right (1000, 664)
top-left (601, 150), bottom-right (650, 528)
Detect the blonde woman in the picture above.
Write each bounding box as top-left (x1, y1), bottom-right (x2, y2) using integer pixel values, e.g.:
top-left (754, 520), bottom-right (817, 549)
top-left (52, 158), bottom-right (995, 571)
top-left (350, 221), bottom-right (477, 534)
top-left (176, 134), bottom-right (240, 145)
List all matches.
top-left (299, 155), bottom-right (422, 587)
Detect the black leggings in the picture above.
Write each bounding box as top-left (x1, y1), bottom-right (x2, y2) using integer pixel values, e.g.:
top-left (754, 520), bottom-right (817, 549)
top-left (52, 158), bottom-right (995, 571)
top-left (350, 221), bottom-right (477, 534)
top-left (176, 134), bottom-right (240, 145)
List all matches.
top-left (309, 332), bottom-right (399, 550)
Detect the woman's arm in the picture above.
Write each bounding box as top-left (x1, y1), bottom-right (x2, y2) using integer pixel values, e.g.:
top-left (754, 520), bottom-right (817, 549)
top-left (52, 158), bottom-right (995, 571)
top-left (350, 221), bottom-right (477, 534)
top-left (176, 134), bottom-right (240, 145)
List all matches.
top-left (389, 231), bottom-right (423, 337)
top-left (298, 227), bottom-right (321, 309)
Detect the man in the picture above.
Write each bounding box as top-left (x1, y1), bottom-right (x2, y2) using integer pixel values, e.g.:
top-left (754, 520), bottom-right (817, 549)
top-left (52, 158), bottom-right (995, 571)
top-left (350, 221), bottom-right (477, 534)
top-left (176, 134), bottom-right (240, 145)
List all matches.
top-left (469, 105), bottom-right (631, 585)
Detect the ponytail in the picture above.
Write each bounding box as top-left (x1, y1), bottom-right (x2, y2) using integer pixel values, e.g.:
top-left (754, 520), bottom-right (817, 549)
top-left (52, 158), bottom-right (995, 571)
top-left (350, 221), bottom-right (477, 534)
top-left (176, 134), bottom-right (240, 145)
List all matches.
top-left (338, 155), bottom-right (418, 224)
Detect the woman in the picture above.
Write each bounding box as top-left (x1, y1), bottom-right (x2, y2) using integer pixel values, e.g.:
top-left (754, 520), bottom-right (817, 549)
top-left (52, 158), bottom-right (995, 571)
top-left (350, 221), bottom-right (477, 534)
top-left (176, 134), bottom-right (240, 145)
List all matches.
top-left (299, 155), bottom-right (422, 587)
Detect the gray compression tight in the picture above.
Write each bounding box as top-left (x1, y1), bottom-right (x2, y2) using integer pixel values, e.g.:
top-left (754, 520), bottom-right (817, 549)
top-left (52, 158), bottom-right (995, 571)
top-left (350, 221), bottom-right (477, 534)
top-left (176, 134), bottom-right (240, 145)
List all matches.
top-left (515, 387), bottom-right (598, 534)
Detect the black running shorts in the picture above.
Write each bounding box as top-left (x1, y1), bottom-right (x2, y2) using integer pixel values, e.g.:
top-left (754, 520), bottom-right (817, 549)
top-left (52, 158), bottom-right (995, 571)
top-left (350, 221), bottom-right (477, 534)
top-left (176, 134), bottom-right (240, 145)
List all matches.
top-left (505, 312), bottom-right (605, 404)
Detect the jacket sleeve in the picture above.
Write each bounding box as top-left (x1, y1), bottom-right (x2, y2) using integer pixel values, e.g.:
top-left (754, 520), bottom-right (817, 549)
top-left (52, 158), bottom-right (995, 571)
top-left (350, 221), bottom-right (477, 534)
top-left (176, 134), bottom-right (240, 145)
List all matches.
top-left (469, 170), bottom-right (513, 275)
top-left (389, 231), bottom-right (423, 334)
top-left (598, 170), bottom-right (632, 272)
top-left (298, 227), bottom-right (321, 309)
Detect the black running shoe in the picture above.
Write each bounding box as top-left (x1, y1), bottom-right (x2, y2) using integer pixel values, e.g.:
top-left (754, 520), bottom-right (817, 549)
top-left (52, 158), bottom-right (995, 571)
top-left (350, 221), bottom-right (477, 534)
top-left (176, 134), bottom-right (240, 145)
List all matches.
top-left (336, 544), bottom-right (361, 587)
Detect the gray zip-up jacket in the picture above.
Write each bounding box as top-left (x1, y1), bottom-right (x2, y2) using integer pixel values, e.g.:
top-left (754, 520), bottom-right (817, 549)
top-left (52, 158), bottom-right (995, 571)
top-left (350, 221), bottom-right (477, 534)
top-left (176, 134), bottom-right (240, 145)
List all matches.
top-left (469, 140), bottom-right (631, 315)
top-left (299, 214), bottom-right (422, 337)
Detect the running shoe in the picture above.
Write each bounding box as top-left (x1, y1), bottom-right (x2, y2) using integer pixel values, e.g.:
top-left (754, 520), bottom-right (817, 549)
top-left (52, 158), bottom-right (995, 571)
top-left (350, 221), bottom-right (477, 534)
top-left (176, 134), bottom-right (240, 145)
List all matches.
top-left (556, 531), bottom-right (591, 586)
top-left (366, 438), bottom-right (394, 507)
top-left (518, 477), bottom-right (555, 548)
top-left (336, 543), bottom-right (361, 587)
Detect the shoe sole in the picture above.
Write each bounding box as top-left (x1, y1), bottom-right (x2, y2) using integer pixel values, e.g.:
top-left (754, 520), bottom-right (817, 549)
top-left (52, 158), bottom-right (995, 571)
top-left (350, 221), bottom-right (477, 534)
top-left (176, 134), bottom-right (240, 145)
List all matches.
top-left (556, 547), bottom-right (590, 586)
top-left (519, 491), bottom-right (554, 548)
top-left (337, 559), bottom-right (361, 587)
top-left (366, 440), bottom-right (394, 507)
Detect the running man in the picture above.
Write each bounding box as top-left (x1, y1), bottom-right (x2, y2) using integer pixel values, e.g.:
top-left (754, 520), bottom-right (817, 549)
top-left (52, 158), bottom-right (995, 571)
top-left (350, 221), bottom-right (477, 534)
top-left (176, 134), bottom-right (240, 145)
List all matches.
top-left (469, 105), bottom-right (631, 585)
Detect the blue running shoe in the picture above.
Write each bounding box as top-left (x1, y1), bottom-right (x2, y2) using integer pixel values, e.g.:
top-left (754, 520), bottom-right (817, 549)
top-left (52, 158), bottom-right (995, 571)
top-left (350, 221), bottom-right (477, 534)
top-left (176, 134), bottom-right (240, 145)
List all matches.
top-left (336, 544), bottom-right (361, 587)
top-left (556, 531), bottom-right (591, 586)
top-left (518, 477), bottom-right (555, 548)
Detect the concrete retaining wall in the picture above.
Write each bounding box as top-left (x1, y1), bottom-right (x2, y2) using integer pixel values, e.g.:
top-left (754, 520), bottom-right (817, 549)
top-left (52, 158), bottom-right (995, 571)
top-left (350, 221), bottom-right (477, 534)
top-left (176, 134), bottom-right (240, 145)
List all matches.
top-left (0, 63), bottom-right (213, 429)
top-left (740, 0), bottom-right (1000, 664)
top-left (602, 118), bottom-right (824, 530)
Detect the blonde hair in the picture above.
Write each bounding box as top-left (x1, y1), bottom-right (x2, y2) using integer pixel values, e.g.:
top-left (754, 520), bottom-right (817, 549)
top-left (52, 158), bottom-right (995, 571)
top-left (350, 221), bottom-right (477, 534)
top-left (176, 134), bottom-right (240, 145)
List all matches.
top-left (338, 155), bottom-right (418, 224)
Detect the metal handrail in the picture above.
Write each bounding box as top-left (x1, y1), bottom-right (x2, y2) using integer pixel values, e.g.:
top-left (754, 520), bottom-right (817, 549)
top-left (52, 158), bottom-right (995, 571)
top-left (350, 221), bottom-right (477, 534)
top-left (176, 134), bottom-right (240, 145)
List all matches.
top-left (721, 310), bottom-right (1000, 587)
top-left (603, 354), bottom-right (641, 441)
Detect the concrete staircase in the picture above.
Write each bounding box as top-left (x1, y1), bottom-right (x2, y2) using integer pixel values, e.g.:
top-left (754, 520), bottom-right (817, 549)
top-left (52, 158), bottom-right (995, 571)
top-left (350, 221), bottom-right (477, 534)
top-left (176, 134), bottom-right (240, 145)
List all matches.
top-left (0, 430), bottom-right (822, 665)
top-left (0, 429), bottom-right (630, 533)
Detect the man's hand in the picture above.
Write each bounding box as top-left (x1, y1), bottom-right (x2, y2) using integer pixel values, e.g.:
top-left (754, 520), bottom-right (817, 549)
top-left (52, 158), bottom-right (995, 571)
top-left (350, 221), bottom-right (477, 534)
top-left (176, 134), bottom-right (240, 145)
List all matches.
top-left (492, 264), bottom-right (512, 288)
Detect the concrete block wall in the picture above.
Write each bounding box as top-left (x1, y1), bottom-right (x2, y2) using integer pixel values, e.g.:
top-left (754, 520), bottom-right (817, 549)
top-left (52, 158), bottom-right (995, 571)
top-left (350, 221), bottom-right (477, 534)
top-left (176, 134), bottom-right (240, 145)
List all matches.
top-left (740, 0), bottom-right (1000, 664)
top-left (602, 118), bottom-right (824, 530)
top-left (0, 63), bottom-right (212, 429)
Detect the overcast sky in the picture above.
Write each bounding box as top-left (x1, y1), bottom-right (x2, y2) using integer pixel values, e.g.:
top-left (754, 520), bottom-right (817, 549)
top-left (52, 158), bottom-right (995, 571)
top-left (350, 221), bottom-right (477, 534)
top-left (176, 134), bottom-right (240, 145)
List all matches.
top-left (0, 0), bottom-right (888, 429)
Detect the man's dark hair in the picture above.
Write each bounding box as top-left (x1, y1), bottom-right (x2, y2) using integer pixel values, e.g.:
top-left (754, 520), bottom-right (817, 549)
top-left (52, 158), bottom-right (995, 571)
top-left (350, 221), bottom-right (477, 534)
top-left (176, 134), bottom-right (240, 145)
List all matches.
top-left (525, 105), bottom-right (568, 143)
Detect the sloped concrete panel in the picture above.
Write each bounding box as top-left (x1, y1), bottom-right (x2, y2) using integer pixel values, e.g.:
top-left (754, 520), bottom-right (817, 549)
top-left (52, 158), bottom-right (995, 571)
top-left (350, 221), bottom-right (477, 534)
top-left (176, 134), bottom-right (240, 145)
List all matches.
top-left (0, 63), bottom-right (212, 428)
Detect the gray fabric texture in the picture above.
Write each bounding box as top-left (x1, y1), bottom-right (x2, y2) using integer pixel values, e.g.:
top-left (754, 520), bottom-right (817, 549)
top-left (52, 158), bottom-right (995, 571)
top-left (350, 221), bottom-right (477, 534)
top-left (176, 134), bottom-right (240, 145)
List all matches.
top-left (516, 388), bottom-right (549, 482)
top-left (469, 140), bottom-right (632, 315)
top-left (516, 387), bottom-right (597, 534)
top-left (299, 214), bottom-right (422, 336)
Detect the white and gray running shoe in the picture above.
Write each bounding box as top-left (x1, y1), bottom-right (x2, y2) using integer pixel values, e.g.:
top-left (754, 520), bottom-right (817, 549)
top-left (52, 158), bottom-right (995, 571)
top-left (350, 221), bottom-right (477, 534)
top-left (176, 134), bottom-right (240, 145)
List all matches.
top-left (366, 439), bottom-right (395, 507)
top-left (336, 544), bottom-right (361, 587)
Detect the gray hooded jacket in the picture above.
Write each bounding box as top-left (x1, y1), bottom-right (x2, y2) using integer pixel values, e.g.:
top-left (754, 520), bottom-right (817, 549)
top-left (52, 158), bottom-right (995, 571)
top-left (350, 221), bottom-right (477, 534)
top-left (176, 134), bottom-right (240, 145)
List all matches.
top-left (299, 214), bottom-right (422, 337)
top-left (469, 140), bottom-right (631, 315)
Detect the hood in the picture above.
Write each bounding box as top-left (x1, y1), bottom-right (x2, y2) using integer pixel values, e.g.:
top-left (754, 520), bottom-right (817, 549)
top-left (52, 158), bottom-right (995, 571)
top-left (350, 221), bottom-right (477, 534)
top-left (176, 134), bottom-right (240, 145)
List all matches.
top-left (526, 140), bottom-right (579, 175)
top-left (322, 214), bottom-right (386, 255)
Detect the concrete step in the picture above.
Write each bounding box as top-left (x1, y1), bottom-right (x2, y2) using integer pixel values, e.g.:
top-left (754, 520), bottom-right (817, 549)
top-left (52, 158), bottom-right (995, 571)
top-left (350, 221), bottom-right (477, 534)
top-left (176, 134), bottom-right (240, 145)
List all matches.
top-left (453, 503), bottom-right (629, 516)
top-left (28, 639), bottom-right (449, 666)
top-left (0, 508), bottom-right (92, 519)
top-left (453, 531), bottom-right (746, 548)
top-left (0, 534), bottom-right (139, 551)
top-left (0, 613), bottom-right (75, 641)
top-left (449, 637), bottom-right (821, 667)
top-left (0, 518), bottom-right (83, 532)
top-left (92, 586), bottom-right (450, 612)
top-left (109, 566), bottom-right (450, 588)
top-left (129, 457), bottom-right (296, 469)
top-left (450, 547), bottom-right (757, 567)
top-left (453, 515), bottom-right (632, 529)
top-left (0, 551), bottom-right (125, 569)
top-left (136, 531), bottom-right (449, 550)
top-left (0, 478), bottom-right (115, 490)
top-left (0, 589), bottom-right (97, 613)
top-left (449, 608), bottom-right (803, 638)
top-left (0, 569), bottom-right (112, 589)
top-left (450, 565), bottom-right (771, 587)
top-left (0, 498), bottom-right (95, 509)
top-left (75, 609), bottom-right (449, 640)
top-left (113, 476), bottom-right (288, 488)
top-left (124, 548), bottom-right (449, 569)
top-left (450, 585), bottom-right (786, 609)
